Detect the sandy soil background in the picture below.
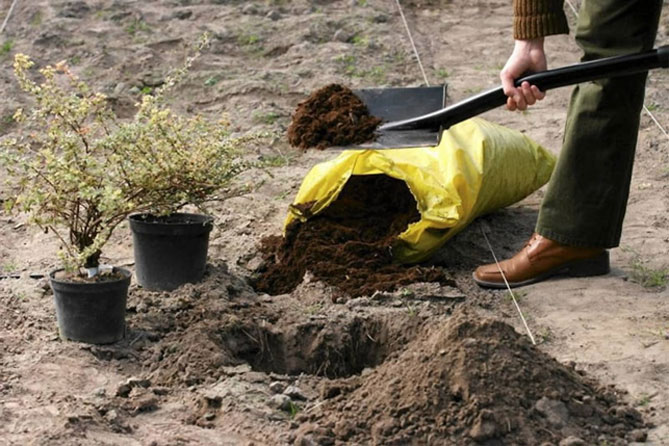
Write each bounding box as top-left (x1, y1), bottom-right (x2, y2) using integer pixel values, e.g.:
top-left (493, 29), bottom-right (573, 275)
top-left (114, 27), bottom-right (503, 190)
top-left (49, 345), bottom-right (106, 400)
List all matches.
top-left (0, 0), bottom-right (668, 445)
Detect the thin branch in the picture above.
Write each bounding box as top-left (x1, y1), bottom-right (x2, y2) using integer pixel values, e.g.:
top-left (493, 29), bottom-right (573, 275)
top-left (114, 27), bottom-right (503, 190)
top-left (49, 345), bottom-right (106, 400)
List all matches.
top-left (46, 224), bottom-right (77, 265)
top-left (55, 110), bottom-right (91, 153)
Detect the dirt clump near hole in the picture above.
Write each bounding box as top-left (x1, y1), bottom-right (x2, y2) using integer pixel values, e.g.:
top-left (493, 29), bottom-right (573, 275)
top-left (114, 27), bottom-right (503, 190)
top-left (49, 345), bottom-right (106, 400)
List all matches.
top-left (295, 308), bottom-right (648, 445)
top-left (287, 83), bottom-right (382, 150)
top-left (253, 175), bottom-right (453, 298)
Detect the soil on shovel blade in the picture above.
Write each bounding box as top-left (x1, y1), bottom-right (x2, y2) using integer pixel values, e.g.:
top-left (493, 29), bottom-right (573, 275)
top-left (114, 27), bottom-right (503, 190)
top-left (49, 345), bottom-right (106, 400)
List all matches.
top-left (287, 83), bottom-right (382, 150)
top-left (253, 174), bottom-right (452, 298)
top-left (294, 308), bottom-right (649, 446)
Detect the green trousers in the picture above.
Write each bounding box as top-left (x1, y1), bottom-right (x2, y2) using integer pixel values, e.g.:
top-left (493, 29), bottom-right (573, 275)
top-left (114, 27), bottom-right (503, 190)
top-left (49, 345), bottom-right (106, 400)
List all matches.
top-left (535, 0), bottom-right (663, 248)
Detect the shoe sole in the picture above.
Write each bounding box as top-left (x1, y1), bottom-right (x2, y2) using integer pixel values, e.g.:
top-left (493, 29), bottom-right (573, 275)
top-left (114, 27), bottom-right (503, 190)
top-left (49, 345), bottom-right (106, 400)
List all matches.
top-left (472, 251), bottom-right (610, 289)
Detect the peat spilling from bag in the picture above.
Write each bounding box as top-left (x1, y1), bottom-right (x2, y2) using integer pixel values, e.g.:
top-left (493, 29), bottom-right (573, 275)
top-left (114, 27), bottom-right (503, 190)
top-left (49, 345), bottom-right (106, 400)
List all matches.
top-left (287, 84), bottom-right (382, 150)
top-left (253, 175), bottom-right (452, 298)
top-left (294, 309), bottom-right (649, 445)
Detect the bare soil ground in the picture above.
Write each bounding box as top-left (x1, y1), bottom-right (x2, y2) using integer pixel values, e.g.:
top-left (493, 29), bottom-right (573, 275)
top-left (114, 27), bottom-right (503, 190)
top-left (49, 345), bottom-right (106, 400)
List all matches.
top-left (1, 0), bottom-right (668, 445)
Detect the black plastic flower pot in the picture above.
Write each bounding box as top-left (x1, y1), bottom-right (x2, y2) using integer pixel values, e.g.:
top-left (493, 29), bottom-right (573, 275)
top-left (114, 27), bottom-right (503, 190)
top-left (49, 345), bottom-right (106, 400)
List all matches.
top-left (129, 213), bottom-right (214, 291)
top-left (50, 267), bottom-right (131, 344)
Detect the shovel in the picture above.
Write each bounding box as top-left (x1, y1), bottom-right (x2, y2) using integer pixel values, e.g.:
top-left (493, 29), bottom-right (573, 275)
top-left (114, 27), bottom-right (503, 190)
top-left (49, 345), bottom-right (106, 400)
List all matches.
top-left (351, 45), bottom-right (669, 149)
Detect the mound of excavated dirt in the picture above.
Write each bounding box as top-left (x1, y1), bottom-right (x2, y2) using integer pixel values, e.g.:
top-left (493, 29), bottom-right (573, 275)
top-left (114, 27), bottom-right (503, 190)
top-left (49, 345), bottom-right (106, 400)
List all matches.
top-left (253, 175), bottom-right (453, 298)
top-left (287, 83), bottom-right (382, 150)
top-left (294, 308), bottom-right (648, 446)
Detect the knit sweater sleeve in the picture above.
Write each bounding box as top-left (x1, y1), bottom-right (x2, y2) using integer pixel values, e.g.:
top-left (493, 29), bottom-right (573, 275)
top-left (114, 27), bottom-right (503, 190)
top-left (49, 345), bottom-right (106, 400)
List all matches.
top-left (513, 0), bottom-right (569, 40)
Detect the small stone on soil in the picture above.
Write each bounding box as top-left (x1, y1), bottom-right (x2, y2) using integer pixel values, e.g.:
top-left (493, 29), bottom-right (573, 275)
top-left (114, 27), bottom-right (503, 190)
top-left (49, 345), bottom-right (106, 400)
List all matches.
top-left (559, 437), bottom-right (586, 446)
top-left (245, 371), bottom-right (269, 383)
top-left (57, 1), bottom-right (90, 19)
top-left (269, 394), bottom-right (293, 411)
top-left (116, 377), bottom-right (151, 397)
top-left (333, 29), bottom-right (352, 43)
top-left (116, 383), bottom-right (132, 398)
top-left (284, 385), bottom-right (308, 401)
top-left (172, 10), bottom-right (193, 20)
top-left (267, 10), bottom-right (281, 20)
top-left (242, 4), bottom-right (259, 14)
top-left (152, 387), bottom-right (169, 396)
top-left (535, 397), bottom-right (570, 427)
top-left (371, 418), bottom-right (398, 439)
top-left (469, 414), bottom-right (498, 441)
top-left (345, 297), bottom-right (370, 309)
top-left (93, 387), bottom-right (106, 397)
top-left (628, 429), bottom-right (648, 442)
top-left (223, 364), bottom-right (252, 375)
top-left (270, 381), bottom-right (286, 394)
top-left (104, 409), bottom-right (119, 422)
top-left (125, 394), bottom-right (159, 415)
top-left (128, 377), bottom-right (151, 388)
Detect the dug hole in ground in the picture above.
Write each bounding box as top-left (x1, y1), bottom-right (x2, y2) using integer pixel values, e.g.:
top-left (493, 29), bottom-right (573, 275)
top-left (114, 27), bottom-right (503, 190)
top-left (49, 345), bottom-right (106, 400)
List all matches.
top-left (1, 0), bottom-right (668, 445)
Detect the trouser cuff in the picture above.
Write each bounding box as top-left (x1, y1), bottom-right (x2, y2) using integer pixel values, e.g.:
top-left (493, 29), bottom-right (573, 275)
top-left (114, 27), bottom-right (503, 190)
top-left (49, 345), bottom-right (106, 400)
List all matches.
top-left (535, 226), bottom-right (614, 249)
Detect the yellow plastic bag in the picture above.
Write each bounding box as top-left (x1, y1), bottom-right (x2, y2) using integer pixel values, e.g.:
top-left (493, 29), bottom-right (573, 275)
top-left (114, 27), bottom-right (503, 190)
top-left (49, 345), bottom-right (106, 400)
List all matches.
top-left (285, 118), bottom-right (555, 263)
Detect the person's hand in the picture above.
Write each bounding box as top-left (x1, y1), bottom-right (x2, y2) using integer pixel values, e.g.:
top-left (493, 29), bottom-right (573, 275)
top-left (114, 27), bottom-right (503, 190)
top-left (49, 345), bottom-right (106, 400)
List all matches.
top-left (500, 38), bottom-right (547, 111)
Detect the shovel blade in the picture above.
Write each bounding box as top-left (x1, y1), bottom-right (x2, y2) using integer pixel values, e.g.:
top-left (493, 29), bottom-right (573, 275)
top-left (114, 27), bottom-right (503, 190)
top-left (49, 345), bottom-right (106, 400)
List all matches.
top-left (338, 85), bottom-right (446, 149)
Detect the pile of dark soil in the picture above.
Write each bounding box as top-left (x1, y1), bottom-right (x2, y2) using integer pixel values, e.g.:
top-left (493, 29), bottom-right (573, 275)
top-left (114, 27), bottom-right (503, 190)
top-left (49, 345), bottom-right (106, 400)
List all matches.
top-left (253, 175), bottom-right (453, 298)
top-left (287, 84), bottom-right (382, 150)
top-left (294, 308), bottom-right (648, 446)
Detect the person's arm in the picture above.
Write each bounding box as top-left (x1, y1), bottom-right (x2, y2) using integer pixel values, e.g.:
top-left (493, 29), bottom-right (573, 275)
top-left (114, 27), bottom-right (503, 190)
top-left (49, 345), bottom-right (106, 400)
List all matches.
top-left (502, 0), bottom-right (569, 111)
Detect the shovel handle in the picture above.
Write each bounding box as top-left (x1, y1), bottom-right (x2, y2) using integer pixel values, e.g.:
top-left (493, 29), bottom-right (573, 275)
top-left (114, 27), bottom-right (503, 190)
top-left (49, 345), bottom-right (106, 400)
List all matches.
top-left (379, 45), bottom-right (669, 131)
top-left (519, 45), bottom-right (669, 90)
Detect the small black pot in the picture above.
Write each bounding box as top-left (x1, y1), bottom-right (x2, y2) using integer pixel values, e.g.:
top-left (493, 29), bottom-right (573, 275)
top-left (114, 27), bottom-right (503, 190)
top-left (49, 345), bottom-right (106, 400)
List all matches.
top-left (129, 213), bottom-right (214, 291)
top-left (50, 267), bottom-right (131, 344)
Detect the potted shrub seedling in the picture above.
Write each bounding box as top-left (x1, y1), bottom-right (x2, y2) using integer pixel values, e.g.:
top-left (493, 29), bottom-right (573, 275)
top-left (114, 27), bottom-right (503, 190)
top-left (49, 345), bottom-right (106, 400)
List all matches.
top-left (117, 41), bottom-right (265, 292)
top-left (0, 39), bottom-right (263, 343)
top-left (127, 118), bottom-right (265, 292)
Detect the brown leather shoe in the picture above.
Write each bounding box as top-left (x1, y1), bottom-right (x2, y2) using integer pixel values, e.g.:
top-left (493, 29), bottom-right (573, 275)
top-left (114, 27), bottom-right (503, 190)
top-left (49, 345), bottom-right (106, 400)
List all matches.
top-left (473, 233), bottom-right (610, 289)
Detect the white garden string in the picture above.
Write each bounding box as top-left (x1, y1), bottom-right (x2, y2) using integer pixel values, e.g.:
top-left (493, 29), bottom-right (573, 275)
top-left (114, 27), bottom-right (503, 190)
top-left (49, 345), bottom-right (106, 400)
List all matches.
top-left (394, 0), bottom-right (430, 86)
top-left (0, 0), bottom-right (19, 34)
top-left (481, 226), bottom-right (537, 346)
top-left (564, 0), bottom-right (669, 141)
top-left (564, 0), bottom-right (579, 16)
top-left (643, 107), bottom-right (669, 140)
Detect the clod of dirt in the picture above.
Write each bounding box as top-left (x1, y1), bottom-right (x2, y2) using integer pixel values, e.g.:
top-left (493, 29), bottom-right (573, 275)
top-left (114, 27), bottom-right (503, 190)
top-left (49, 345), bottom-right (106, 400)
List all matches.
top-left (186, 394), bottom-right (223, 428)
top-left (287, 83), bottom-right (382, 150)
top-left (122, 391), bottom-right (159, 415)
top-left (116, 377), bottom-right (151, 397)
top-left (253, 175), bottom-right (454, 298)
top-left (294, 308), bottom-right (647, 445)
